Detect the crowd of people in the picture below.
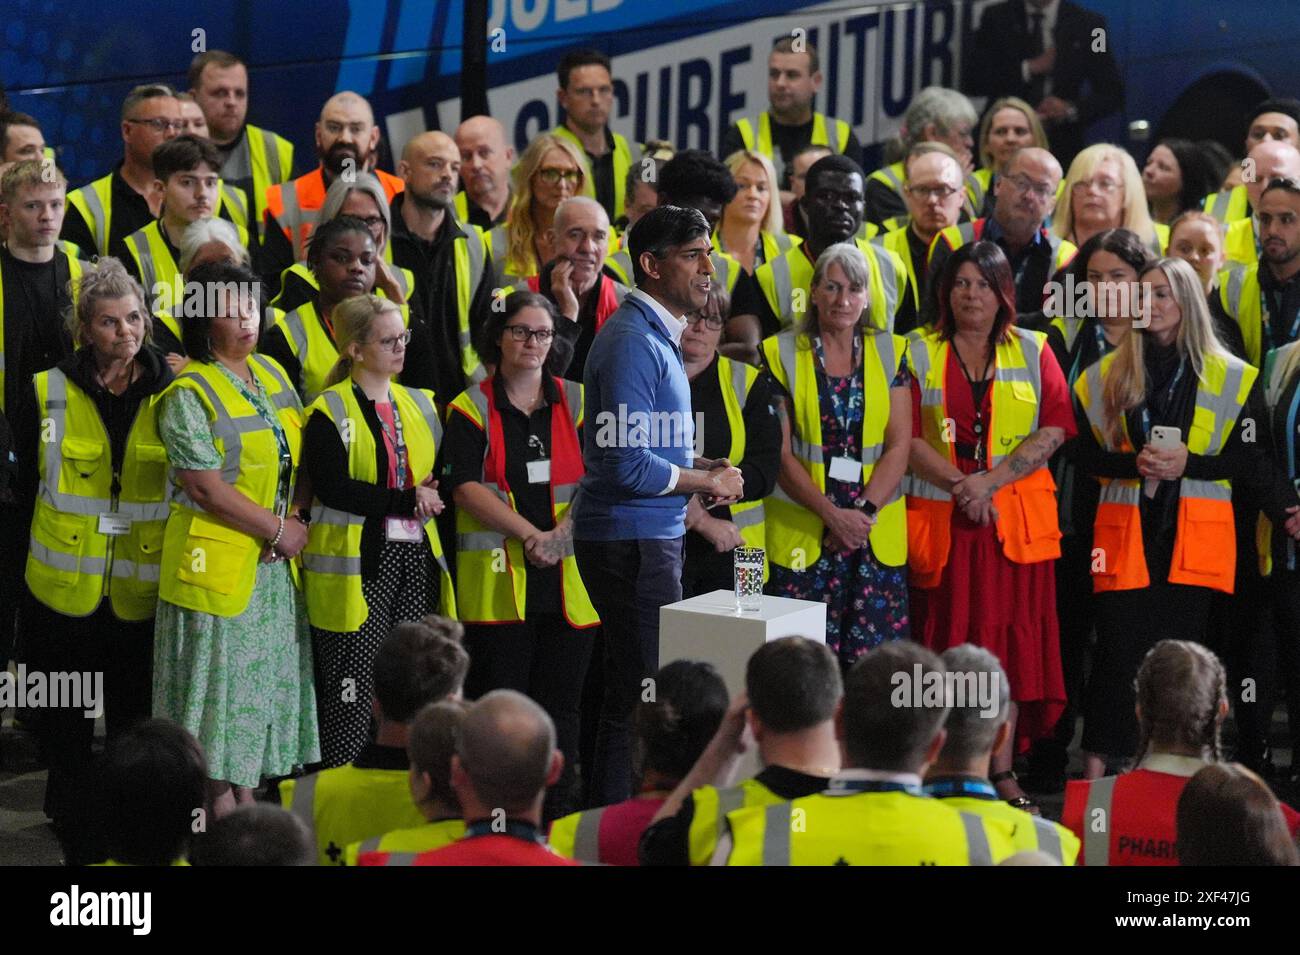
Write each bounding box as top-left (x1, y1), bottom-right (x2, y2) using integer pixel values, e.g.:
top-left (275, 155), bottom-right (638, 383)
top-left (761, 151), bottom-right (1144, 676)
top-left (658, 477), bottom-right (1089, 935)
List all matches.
top-left (3, 7), bottom-right (1300, 866)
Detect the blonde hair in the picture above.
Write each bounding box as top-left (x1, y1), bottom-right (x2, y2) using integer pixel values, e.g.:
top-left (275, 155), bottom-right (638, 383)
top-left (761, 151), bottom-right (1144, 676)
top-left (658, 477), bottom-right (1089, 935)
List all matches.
top-left (0, 157), bottom-right (65, 204)
top-left (1053, 144), bottom-right (1157, 247)
top-left (721, 149), bottom-right (785, 236)
top-left (1100, 257), bottom-right (1230, 446)
top-left (71, 257), bottom-right (151, 346)
top-left (504, 133), bottom-right (592, 277)
top-left (977, 97), bottom-right (1049, 171)
top-left (323, 294), bottom-right (401, 388)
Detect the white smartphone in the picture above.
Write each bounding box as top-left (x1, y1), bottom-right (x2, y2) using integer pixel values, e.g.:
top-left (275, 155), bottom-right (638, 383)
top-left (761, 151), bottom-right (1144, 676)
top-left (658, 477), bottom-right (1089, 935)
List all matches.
top-left (1144, 426), bottom-right (1182, 498)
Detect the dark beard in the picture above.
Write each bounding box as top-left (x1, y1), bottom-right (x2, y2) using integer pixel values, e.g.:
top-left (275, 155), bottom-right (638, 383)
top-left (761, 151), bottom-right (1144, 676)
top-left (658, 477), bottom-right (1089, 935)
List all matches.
top-left (321, 143), bottom-right (363, 177)
top-left (409, 190), bottom-right (451, 212)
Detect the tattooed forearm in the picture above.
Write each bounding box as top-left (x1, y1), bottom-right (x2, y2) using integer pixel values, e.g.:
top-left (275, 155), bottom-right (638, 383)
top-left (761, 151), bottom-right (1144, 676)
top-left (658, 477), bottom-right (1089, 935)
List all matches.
top-left (1005, 427), bottom-right (1065, 479)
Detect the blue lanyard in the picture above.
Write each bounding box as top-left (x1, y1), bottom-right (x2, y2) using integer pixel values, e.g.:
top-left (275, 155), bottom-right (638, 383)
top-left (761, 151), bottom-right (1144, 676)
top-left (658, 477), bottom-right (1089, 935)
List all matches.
top-left (811, 333), bottom-right (862, 440)
top-left (374, 392), bottom-right (408, 488)
top-left (1260, 283), bottom-right (1300, 350)
top-left (923, 778), bottom-right (998, 800)
top-left (1139, 357), bottom-right (1186, 443)
top-left (827, 778), bottom-right (921, 796)
top-left (465, 819), bottom-right (543, 843)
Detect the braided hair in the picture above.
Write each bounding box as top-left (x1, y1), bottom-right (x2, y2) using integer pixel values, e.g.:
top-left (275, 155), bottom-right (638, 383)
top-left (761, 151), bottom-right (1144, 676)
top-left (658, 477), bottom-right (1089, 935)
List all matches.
top-left (1133, 639), bottom-right (1227, 765)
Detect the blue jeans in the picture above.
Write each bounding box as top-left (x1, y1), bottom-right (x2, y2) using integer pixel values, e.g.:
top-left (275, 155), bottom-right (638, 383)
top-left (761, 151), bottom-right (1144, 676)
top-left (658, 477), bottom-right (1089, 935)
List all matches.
top-left (575, 537), bottom-right (683, 806)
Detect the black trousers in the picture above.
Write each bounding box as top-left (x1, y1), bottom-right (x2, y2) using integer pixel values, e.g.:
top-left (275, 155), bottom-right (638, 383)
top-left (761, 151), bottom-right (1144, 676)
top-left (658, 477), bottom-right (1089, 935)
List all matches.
top-left (463, 614), bottom-right (596, 821)
top-left (1042, 534), bottom-right (1098, 762)
top-left (1259, 569), bottom-right (1300, 756)
top-left (574, 536), bottom-right (683, 806)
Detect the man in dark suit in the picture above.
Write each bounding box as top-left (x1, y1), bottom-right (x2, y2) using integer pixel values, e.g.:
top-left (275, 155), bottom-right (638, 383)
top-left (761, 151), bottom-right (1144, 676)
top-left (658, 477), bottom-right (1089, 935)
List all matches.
top-left (963, 0), bottom-right (1124, 167)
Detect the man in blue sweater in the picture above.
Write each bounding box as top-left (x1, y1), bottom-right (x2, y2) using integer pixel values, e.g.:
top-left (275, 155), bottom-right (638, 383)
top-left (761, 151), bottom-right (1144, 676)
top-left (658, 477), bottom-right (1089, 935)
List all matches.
top-left (574, 204), bottom-right (745, 805)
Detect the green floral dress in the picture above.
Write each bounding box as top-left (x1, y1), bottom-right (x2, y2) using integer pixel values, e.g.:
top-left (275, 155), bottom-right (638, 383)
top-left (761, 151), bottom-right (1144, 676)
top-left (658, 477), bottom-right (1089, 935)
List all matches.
top-left (153, 364), bottom-right (320, 788)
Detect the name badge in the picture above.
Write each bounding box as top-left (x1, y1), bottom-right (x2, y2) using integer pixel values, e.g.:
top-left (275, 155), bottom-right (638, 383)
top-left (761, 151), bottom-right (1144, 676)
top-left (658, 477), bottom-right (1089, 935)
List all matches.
top-left (526, 459), bottom-right (551, 484)
top-left (828, 456), bottom-right (862, 484)
top-left (98, 513), bottom-right (131, 536)
top-left (385, 516), bottom-right (424, 542)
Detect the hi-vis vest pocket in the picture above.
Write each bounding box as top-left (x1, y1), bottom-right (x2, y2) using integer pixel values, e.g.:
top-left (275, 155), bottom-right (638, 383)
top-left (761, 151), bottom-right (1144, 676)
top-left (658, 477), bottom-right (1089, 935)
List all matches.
top-left (1091, 501), bottom-right (1148, 589)
top-left (1173, 498), bottom-right (1236, 581)
top-left (60, 436), bottom-right (106, 490)
top-left (31, 507), bottom-right (91, 584)
top-left (905, 496), bottom-right (952, 587)
top-left (996, 469), bottom-right (1062, 564)
top-left (175, 515), bottom-right (255, 595)
top-left (123, 442), bottom-right (169, 497)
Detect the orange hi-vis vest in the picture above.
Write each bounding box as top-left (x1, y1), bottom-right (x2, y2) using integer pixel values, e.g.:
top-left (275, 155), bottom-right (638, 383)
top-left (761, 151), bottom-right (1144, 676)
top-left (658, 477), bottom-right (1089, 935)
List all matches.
top-left (1073, 350), bottom-right (1255, 594)
top-left (904, 326), bottom-right (1062, 588)
top-left (265, 167), bottom-right (405, 261)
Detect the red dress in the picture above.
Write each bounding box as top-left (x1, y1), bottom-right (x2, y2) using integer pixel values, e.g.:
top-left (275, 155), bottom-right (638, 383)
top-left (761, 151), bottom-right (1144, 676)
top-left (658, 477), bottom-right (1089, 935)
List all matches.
top-left (909, 343), bottom-right (1076, 749)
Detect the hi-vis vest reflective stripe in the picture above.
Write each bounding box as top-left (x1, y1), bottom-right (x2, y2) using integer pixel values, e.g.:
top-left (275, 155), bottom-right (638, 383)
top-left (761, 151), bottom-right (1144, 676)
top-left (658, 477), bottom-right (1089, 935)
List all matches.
top-left (347, 818), bottom-right (467, 866)
top-left (933, 793), bottom-right (1079, 865)
top-left (716, 356), bottom-right (767, 562)
top-left (547, 806), bottom-right (607, 862)
top-left (457, 226), bottom-right (489, 385)
top-left (1203, 184), bottom-right (1250, 224)
top-left (269, 167), bottom-right (404, 261)
top-left (967, 168), bottom-right (993, 215)
top-left (756, 238), bottom-right (905, 332)
top-left (1075, 349), bottom-right (1254, 594)
top-left (930, 220), bottom-right (1077, 282)
top-left (269, 258), bottom-right (414, 311)
top-left (275, 300), bottom-right (412, 403)
top-left (762, 329), bottom-right (907, 570)
top-left (302, 380), bottom-right (455, 632)
top-left (448, 376), bottom-right (598, 627)
top-left (157, 356), bottom-right (304, 617)
top-left (1082, 775), bottom-right (1117, 866)
top-left (0, 246), bottom-right (84, 412)
top-left (736, 112), bottom-right (850, 185)
top-left (904, 326), bottom-right (1062, 588)
top-left (1223, 216), bottom-right (1258, 268)
top-left (236, 124), bottom-right (295, 238)
top-left (708, 231), bottom-right (799, 297)
top-left (26, 368), bottom-right (170, 620)
top-left (282, 764), bottom-right (425, 866)
top-left (687, 778), bottom-right (784, 867)
top-left (875, 224), bottom-right (922, 315)
top-left (551, 124), bottom-right (635, 221)
top-left (216, 180), bottom-right (250, 233)
top-left (723, 791), bottom-right (1012, 865)
top-left (454, 191), bottom-right (470, 223)
top-left (126, 219), bottom-right (251, 313)
top-left (65, 174), bottom-right (115, 257)
top-left (1219, 262), bottom-right (1268, 367)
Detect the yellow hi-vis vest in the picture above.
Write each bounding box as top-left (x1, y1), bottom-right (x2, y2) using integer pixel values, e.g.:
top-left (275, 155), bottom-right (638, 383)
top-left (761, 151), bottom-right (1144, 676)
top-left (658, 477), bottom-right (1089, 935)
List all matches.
top-left (929, 220), bottom-right (1077, 282)
top-left (157, 356), bottom-right (304, 617)
top-left (1222, 216), bottom-right (1258, 269)
top-left (686, 777), bottom-right (788, 867)
top-left (65, 173), bottom-right (115, 257)
top-left (723, 787), bottom-right (1017, 865)
top-left (715, 355), bottom-right (768, 563)
top-left (0, 245), bottom-right (85, 413)
top-left (273, 299), bottom-right (412, 403)
top-left (1260, 342), bottom-right (1300, 577)
top-left (26, 367), bottom-right (170, 620)
top-left (345, 818), bottom-right (466, 866)
top-left (737, 112), bottom-right (850, 185)
top-left (761, 329), bottom-right (907, 571)
top-left (904, 326), bottom-right (1062, 588)
top-left (125, 219), bottom-right (251, 313)
top-left (270, 252), bottom-right (415, 310)
top-left (301, 380), bottom-right (455, 632)
top-left (930, 791), bottom-right (1080, 864)
top-left (755, 238), bottom-right (905, 333)
top-left (215, 180), bottom-right (250, 234)
top-left (1218, 261), bottom-right (1275, 367)
top-left (447, 376), bottom-right (598, 627)
top-left (551, 124), bottom-right (635, 221)
top-left (1203, 184), bottom-right (1249, 224)
top-left (227, 124), bottom-right (295, 240)
top-left (282, 763), bottom-right (425, 866)
top-left (1074, 349), bottom-right (1254, 594)
top-left (874, 223), bottom-right (924, 317)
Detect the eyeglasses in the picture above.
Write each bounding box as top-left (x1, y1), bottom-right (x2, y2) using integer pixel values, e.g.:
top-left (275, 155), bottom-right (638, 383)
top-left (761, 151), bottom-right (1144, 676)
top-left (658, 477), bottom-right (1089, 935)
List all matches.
top-left (503, 325), bottom-right (555, 344)
top-left (365, 330), bottom-right (411, 352)
top-left (126, 118), bottom-right (183, 133)
top-left (1004, 173), bottom-right (1056, 199)
top-left (904, 183), bottom-right (960, 201)
top-left (1072, 176), bottom-right (1122, 195)
top-left (536, 168), bottom-right (583, 186)
top-left (685, 312), bottom-right (724, 330)
top-left (352, 215), bottom-right (386, 230)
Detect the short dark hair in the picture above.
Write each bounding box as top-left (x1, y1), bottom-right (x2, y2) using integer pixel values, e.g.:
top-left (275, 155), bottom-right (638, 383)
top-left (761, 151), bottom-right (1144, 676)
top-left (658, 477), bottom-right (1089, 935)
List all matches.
top-left (191, 804), bottom-right (314, 866)
top-left (478, 290), bottom-right (571, 376)
top-left (557, 48), bottom-right (611, 90)
top-left (97, 719), bottom-right (208, 865)
top-left (634, 660), bottom-right (729, 782)
top-left (1261, 176), bottom-right (1300, 203)
top-left (179, 260), bottom-right (264, 362)
top-left (657, 149), bottom-right (738, 210)
top-left (1177, 763), bottom-right (1300, 866)
top-left (0, 110), bottom-right (40, 153)
top-left (842, 642), bottom-right (948, 772)
top-left (746, 637), bottom-right (842, 733)
top-left (372, 618), bottom-right (470, 722)
top-left (1070, 228), bottom-right (1153, 288)
top-left (627, 204), bottom-right (710, 285)
top-left (1153, 139), bottom-right (1221, 216)
top-left (152, 134), bottom-right (222, 182)
top-left (1248, 97), bottom-right (1300, 130)
top-left (306, 214), bottom-right (374, 270)
top-left (771, 36), bottom-right (819, 74)
top-left (803, 153), bottom-right (865, 198)
top-left (409, 699), bottom-right (468, 810)
top-left (935, 241), bottom-right (1018, 347)
top-left (189, 50), bottom-right (245, 91)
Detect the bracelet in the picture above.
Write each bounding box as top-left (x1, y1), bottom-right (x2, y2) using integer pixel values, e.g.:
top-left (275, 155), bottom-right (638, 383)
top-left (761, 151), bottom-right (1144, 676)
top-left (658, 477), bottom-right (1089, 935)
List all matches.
top-left (269, 516), bottom-right (285, 549)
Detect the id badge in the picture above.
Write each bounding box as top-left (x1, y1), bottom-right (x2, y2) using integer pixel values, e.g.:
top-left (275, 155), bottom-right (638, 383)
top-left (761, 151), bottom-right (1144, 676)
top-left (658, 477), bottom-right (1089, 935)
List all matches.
top-left (526, 459), bottom-right (551, 484)
top-left (385, 516), bottom-right (424, 542)
top-left (828, 456), bottom-right (862, 484)
top-left (98, 513), bottom-right (131, 536)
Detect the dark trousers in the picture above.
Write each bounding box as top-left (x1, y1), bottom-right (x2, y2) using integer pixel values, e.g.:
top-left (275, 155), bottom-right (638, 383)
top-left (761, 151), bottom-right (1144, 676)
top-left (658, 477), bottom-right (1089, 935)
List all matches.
top-left (1041, 534), bottom-right (1097, 764)
top-left (463, 615), bottom-right (596, 821)
top-left (1268, 570), bottom-right (1300, 756)
top-left (1208, 565), bottom-right (1276, 767)
top-left (24, 596), bottom-right (153, 862)
top-left (575, 536), bottom-right (683, 806)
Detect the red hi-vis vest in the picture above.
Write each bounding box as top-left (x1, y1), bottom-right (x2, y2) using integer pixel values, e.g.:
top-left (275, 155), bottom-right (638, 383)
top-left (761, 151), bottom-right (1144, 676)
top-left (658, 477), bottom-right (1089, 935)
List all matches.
top-left (904, 326), bottom-right (1063, 588)
top-left (1073, 350), bottom-right (1256, 594)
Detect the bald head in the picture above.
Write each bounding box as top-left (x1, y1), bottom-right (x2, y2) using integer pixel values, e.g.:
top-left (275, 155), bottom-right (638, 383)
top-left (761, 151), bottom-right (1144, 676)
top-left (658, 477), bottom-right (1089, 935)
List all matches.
top-left (399, 131), bottom-right (460, 211)
top-left (1246, 140), bottom-right (1300, 209)
top-left (1007, 147), bottom-right (1063, 187)
top-left (316, 91), bottom-right (379, 176)
top-left (455, 690), bottom-right (557, 814)
top-left (455, 115), bottom-right (515, 209)
top-left (994, 146), bottom-right (1062, 237)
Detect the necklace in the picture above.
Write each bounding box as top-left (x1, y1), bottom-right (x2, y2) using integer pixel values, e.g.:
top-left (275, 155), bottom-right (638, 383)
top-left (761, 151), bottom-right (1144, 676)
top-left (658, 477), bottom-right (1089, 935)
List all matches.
top-left (506, 381), bottom-right (543, 413)
top-left (96, 358), bottom-right (136, 395)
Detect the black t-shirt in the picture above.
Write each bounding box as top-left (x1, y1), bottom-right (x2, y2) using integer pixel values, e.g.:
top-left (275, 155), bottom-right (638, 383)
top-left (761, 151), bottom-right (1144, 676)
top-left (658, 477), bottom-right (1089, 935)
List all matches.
top-left (1, 248), bottom-right (73, 429)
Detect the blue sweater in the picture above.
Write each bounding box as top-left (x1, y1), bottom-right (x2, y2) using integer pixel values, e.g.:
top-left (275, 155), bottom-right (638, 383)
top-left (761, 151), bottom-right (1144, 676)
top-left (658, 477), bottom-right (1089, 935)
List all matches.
top-left (573, 293), bottom-right (695, 541)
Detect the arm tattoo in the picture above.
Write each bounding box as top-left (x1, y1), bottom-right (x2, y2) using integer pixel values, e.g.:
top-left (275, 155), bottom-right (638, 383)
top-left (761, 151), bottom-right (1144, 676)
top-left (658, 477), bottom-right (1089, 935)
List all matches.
top-left (1006, 428), bottom-right (1064, 478)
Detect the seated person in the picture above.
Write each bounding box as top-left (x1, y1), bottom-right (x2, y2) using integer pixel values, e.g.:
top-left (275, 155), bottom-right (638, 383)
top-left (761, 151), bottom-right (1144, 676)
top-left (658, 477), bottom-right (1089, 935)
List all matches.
top-left (1177, 763), bottom-right (1300, 866)
top-left (191, 803), bottom-right (315, 866)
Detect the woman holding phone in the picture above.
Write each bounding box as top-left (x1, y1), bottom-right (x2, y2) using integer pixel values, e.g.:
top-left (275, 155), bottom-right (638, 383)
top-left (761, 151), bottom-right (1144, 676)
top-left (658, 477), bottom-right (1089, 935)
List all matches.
top-left (1071, 257), bottom-right (1271, 778)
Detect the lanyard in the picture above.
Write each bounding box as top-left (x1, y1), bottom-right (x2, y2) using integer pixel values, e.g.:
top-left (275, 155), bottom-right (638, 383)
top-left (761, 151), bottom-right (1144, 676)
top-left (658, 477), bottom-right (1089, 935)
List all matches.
top-left (465, 819), bottom-right (543, 843)
top-left (1138, 356), bottom-right (1186, 443)
top-left (923, 778), bottom-right (998, 800)
top-left (811, 333), bottom-right (863, 440)
top-left (952, 343), bottom-right (993, 468)
top-left (826, 778), bottom-right (921, 796)
top-left (1260, 282), bottom-right (1300, 351)
top-left (375, 392), bottom-right (408, 488)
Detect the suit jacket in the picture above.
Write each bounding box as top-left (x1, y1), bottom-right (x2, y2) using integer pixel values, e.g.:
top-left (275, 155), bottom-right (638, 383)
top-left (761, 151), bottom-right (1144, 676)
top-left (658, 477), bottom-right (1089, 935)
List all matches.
top-left (964, 0), bottom-right (1124, 164)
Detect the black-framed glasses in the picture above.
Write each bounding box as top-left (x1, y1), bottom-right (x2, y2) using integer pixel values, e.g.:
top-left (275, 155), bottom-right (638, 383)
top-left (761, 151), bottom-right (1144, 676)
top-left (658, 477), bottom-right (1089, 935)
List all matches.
top-left (503, 325), bottom-right (555, 344)
top-left (685, 312), bottom-right (724, 330)
top-left (536, 168), bottom-right (582, 186)
top-left (126, 118), bottom-right (183, 133)
top-left (905, 183), bottom-right (959, 200)
top-left (365, 330), bottom-right (411, 352)
top-left (1004, 173), bottom-right (1056, 199)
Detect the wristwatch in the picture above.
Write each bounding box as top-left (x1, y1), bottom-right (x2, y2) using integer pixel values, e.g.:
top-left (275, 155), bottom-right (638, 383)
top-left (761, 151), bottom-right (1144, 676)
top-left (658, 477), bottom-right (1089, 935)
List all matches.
top-left (858, 498), bottom-right (879, 517)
